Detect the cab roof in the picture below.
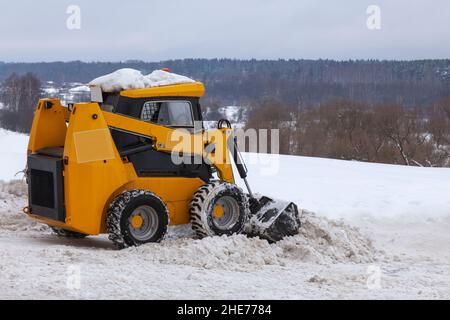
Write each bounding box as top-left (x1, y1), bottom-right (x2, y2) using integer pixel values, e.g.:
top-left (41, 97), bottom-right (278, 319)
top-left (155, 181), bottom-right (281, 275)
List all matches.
top-left (119, 82), bottom-right (205, 99)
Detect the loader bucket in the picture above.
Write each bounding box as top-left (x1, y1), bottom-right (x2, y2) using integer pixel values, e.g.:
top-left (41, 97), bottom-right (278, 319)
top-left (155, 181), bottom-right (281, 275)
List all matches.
top-left (245, 196), bottom-right (301, 242)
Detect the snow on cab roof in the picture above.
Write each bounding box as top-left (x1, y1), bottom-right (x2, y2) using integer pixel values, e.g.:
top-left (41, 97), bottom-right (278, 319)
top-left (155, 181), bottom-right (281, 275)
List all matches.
top-left (88, 68), bottom-right (196, 93)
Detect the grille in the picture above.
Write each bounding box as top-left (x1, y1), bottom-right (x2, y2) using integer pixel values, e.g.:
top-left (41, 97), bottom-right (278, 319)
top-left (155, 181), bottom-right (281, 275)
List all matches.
top-left (30, 169), bottom-right (55, 208)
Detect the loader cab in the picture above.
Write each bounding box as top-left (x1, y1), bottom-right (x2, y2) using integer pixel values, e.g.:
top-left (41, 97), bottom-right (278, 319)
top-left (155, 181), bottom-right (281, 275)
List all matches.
top-left (99, 83), bottom-right (212, 182)
top-left (99, 82), bottom-right (205, 131)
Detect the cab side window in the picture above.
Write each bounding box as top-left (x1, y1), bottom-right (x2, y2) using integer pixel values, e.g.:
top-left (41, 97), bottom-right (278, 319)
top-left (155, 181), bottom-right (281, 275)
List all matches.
top-left (141, 101), bottom-right (160, 122)
top-left (141, 101), bottom-right (194, 127)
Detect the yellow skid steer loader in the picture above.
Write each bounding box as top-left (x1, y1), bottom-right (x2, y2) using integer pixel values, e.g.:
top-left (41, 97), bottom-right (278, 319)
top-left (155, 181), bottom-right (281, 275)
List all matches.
top-left (24, 76), bottom-right (300, 248)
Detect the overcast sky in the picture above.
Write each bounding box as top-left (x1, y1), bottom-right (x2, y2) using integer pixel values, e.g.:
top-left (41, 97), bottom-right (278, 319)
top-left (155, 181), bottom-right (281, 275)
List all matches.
top-left (0, 0), bottom-right (449, 62)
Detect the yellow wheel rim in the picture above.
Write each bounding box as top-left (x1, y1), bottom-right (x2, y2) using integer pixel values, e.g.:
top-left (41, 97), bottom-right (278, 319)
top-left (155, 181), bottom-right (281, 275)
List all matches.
top-left (213, 204), bottom-right (225, 218)
top-left (131, 215), bottom-right (144, 229)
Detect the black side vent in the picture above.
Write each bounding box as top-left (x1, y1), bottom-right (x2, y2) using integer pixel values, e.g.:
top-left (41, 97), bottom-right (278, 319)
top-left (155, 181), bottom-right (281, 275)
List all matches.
top-left (27, 154), bottom-right (65, 222)
top-left (30, 169), bottom-right (55, 208)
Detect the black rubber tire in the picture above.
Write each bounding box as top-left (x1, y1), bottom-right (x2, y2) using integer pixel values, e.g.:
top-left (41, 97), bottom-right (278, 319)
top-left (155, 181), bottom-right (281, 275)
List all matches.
top-left (51, 227), bottom-right (88, 239)
top-left (106, 189), bottom-right (169, 249)
top-left (189, 181), bottom-right (249, 238)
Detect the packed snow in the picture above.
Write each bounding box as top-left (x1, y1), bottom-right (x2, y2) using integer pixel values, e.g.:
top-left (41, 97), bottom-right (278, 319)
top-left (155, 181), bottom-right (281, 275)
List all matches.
top-left (89, 68), bottom-right (195, 92)
top-left (0, 129), bottom-right (449, 299)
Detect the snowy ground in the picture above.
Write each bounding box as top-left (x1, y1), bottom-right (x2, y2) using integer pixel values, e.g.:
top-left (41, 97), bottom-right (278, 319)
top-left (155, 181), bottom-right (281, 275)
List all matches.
top-left (0, 129), bottom-right (28, 181)
top-left (0, 130), bottom-right (449, 299)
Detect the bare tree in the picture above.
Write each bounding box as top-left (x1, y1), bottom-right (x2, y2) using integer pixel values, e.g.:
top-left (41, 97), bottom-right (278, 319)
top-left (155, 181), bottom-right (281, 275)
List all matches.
top-left (429, 98), bottom-right (450, 166)
top-left (0, 73), bottom-right (41, 133)
top-left (374, 105), bottom-right (432, 166)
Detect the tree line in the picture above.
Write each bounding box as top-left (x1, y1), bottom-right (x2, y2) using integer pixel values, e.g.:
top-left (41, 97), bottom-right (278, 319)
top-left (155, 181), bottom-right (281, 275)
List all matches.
top-left (245, 98), bottom-right (450, 167)
top-left (1, 59), bottom-right (450, 108)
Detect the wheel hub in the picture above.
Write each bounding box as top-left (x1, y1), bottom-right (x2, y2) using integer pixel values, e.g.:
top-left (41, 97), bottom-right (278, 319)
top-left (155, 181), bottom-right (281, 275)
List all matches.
top-left (213, 204), bottom-right (225, 218)
top-left (131, 215), bottom-right (144, 229)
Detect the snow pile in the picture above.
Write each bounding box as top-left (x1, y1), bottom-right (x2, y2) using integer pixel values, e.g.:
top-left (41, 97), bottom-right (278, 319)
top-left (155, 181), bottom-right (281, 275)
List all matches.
top-left (0, 180), bottom-right (49, 236)
top-left (145, 70), bottom-right (195, 87)
top-left (89, 68), bottom-right (146, 92)
top-left (89, 68), bottom-right (196, 92)
top-left (124, 210), bottom-right (377, 270)
top-left (282, 211), bottom-right (377, 263)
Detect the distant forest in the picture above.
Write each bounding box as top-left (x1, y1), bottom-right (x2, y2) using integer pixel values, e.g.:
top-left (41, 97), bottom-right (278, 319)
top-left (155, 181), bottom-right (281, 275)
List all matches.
top-left (1, 59), bottom-right (450, 167)
top-left (1, 59), bottom-right (450, 108)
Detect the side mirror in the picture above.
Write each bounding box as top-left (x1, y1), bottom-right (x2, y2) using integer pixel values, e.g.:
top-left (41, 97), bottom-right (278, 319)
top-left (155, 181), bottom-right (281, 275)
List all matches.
top-left (217, 119), bottom-right (231, 129)
top-left (44, 101), bottom-right (53, 109)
